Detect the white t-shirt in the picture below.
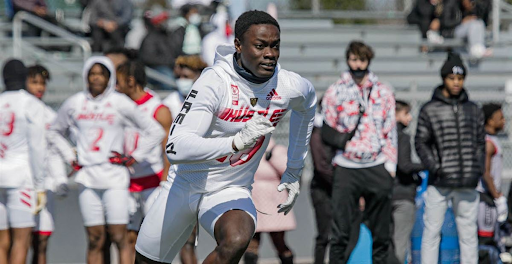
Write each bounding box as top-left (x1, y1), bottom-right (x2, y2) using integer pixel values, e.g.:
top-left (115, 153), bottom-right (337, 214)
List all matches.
top-left (0, 89), bottom-right (47, 190)
top-left (166, 44), bottom-right (317, 192)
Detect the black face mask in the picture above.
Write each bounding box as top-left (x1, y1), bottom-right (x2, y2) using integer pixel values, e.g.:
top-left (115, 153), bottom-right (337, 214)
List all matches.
top-left (349, 67), bottom-right (368, 79)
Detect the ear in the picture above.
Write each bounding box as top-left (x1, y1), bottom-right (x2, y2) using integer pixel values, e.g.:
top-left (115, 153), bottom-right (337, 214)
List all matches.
top-left (128, 76), bottom-right (136, 87)
top-left (234, 38), bottom-right (242, 54)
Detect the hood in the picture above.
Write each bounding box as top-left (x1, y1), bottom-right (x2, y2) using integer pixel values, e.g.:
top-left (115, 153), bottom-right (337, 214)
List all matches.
top-left (82, 56), bottom-right (116, 100)
top-left (213, 44), bottom-right (280, 84)
top-left (432, 85), bottom-right (469, 104)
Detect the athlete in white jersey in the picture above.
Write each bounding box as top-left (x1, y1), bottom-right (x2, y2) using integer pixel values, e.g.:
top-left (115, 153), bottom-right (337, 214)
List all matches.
top-left (24, 65), bottom-right (75, 264)
top-left (115, 60), bottom-right (172, 262)
top-left (135, 11), bottom-right (316, 264)
top-left (0, 60), bottom-right (47, 264)
top-left (49, 56), bottom-right (165, 264)
top-left (477, 104), bottom-right (507, 244)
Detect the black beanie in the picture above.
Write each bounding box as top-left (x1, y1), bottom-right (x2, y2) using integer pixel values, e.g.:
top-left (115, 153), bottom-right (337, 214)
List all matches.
top-left (482, 103), bottom-right (501, 124)
top-left (440, 52), bottom-right (466, 79)
top-left (2, 59), bottom-right (27, 91)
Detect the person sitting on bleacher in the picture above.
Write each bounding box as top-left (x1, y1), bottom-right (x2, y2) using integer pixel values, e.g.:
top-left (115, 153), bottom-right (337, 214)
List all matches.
top-left (455, 0), bottom-right (492, 59)
top-left (88, 0), bottom-right (133, 52)
top-left (407, 0), bottom-right (461, 46)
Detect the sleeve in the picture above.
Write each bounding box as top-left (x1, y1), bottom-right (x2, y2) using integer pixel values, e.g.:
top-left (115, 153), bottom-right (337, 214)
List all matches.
top-left (120, 98), bottom-right (165, 162)
top-left (321, 84), bottom-right (339, 130)
top-left (165, 70), bottom-right (235, 163)
top-left (47, 99), bottom-right (77, 163)
top-left (397, 133), bottom-right (425, 183)
top-left (115, 0), bottom-right (133, 26)
top-left (13, 0), bottom-right (38, 12)
top-left (310, 128), bottom-right (333, 185)
top-left (381, 89), bottom-right (397, 172)
top-left (287, 78), bottom-right (317, 169)
top-left (139, 37), bottom-right (169, 67)
top-left (414, 105), bottom-right (439, 174)
top-left (441, 1), bottom-right (461, 29)
top-left (476, 106), bottom-right (486, 173)
top-left (25, 99), bottom-right (47, 191)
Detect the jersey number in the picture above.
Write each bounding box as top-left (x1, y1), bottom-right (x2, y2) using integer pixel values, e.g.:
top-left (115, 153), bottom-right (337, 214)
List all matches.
top-left (0, 112), bottom-right (15, 136)
top-left (90, 128), bottom-right (104, 152)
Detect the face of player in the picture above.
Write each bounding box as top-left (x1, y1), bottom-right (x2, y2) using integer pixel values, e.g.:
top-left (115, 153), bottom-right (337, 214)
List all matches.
top-left (88, 64), bottom-right (109, 97)
top-left (115, 72), bottom-right (130, 94)
top-left (26, 75), bottom-right (46, 100)
top-left (443, 74), bottom-right (464, 97)
top-left (490, 109), bottom-right (505, 132)
top-left (235, 24), bottom-right (280, 79)
top-left (396, 109), bottom-right (412, 127)
top-left (347, 53), bottom-right (369, 79)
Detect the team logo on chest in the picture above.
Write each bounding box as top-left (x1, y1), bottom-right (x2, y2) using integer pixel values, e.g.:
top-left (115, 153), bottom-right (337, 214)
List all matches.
top-left (231, 84), bottom-right (239, 106)
top-left (250, 98), bottom-right (258, 107)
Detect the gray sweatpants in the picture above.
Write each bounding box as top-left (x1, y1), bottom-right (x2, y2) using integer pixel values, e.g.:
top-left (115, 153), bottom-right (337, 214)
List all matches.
top-left (392, 200), bottom-right (415, 263)
top-left (455, 19), bottom-right (486, 52)
top-left (421, 186), bottom-right (479, 264)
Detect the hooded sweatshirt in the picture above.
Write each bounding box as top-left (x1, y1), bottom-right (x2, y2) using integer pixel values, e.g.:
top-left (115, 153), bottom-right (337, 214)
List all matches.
top-left (49, 56), bottom-right (165, 189)
top-left (165, 44), bottom-right (316, 192)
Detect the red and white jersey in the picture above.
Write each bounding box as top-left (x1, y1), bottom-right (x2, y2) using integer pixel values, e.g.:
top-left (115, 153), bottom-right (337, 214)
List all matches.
top-left (162, 91), bottom-right (184, 120)
top-left (477, 134), bottom-right (503, 193)
top-left (0, 89), bottom-right (46, 190)
top-left (49, 56), bottom-right (165, 189)
top-left (166, 45), bottom-right (317, 192)
top-left (124, 91), bottom-right (167, 192)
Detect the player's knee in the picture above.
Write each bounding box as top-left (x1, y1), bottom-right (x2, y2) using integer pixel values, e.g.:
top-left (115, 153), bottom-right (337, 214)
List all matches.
top-left (109, 231), bottom-right (127, 246)
top-left (220, 232), bottom-right (251, 256)
top-left (37, 236), bottom-right (49, 252)
top-left (88, 233), bottom-right (105, 250)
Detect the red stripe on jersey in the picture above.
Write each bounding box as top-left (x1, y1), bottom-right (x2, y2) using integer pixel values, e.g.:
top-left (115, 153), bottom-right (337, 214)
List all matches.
top-left (33, 231), bottom-right (53, 236)
top-left (134, 92), bottom-right (154, 106)
top-left (478, 230), bottom-right (494, 237)
top-left (21, 192), bottom-right (31, 199)
top-left (153, 104), bottom-right (169, 120)
top-left (21, 199), bottom-right (31, 207)
top-left (129, 171), bottom-right (163, 192)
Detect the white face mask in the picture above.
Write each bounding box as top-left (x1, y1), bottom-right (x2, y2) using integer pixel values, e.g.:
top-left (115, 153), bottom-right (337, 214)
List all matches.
top-left (176, 78), bottom-right (194, 96)
top-left (188, 13), bottom-right (201, 25)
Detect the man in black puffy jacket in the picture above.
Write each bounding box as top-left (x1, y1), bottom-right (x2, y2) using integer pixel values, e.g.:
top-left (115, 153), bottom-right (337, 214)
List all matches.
top-left (415, 52), bottom-right (484, 264)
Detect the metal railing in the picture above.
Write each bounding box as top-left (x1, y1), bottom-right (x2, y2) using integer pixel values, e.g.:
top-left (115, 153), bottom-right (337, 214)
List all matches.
top-left (12, 11), bottom-right (91, 62)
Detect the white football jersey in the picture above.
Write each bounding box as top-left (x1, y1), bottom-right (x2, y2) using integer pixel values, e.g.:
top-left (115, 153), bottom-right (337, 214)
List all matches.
top-left (124, 91), bottom-right (166, 185)
top-left (0, 89), bottom-right (46, 190)
top-left (49, 57), bottom-right (165, 189)
top-left (162, 91), bottom-right (184, 120)
top-left (166, 45), bottom-right (316, 192)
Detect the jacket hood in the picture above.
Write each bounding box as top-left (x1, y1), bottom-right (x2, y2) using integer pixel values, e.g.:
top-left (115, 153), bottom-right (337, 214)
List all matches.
top-left (213, 44), bottom-right (280, 83)
top-left (432, 85), bottom-right (469, 104)
top-left (82, 56), bottom-right (116, 100)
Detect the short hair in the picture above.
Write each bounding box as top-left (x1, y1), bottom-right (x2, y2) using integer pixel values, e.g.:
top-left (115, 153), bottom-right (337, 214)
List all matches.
top-left (89, 63), bottom-right (110, 80)
top-left (345, 41), bottom-right (374, 62)
top-left (104, 47), bottom-right (139, 61)
top-left (396, 100), bottom-right (410, 113)
top-left (175, 55), bottom-right (207, 73)
top-left (27, 64), bottom-right (51, 81)
top-left (180, 4), bottom-right (197, 17)
top-left (482, 103), bottom-right (502, 124)
top-left (235, 10), bottom-right (280, 41)
top-left (117, 61), bottom-right (147, 87)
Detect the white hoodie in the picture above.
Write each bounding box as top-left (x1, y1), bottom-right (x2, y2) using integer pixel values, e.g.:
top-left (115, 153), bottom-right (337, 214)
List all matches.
top-left (0, 89), bottom-right (47, 190)
top-left (166, 45), bottom-right (316, 192)
top-left (49, 56), bottom-right (165, 189)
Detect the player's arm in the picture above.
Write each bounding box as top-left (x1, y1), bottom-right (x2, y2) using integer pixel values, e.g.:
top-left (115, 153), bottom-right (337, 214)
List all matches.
top-left (483, 140), bottom-right (501, 199)
top-left (47, 98), bottom-right (77, 164)
top-left (25, 98), bottom-right (48, 191)
top-left (154, 105), bottom-right (173, 180)
top-left (415, 105), bottom-right (438, 176)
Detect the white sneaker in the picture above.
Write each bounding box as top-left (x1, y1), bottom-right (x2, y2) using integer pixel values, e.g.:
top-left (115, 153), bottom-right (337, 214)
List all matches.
top-left (470, 44), bottom-right (486, 59)
top-left (500, 252), bottom-right (512, 263)
top-left (427, 30), bottom-right (444, 44)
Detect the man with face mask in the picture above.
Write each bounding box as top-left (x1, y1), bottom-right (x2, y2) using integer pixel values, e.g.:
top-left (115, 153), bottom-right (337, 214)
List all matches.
top-left (415, 52), bottom-right (484, 264)
top-left (173, 4), bottom-right (203, 55)
top-left (321, 41), bottom-right (397, 263)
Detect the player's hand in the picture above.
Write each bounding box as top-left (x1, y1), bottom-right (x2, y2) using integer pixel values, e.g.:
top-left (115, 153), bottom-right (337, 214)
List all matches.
top-left (277, 167), bottom-right (302, 215)
top-left (109, 151), bottom-right (137, 167)
top-left (55, 183), bottom-right (69, 198)
top-left (233, 115), bottom-right (275, 151)
top-left (495, 196), bottom-right (508, 222)
top-left (34, 191), bottom-right (47, 215)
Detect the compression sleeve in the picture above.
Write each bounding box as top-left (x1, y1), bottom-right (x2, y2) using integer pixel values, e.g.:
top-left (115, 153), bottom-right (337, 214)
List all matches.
top-left (287, 77), bottom-right (317, 169)
top-left (165, 69), bottom-right (235, 163)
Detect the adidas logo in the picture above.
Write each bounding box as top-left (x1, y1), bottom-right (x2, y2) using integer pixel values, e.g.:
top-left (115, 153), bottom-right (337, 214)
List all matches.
top-left (266, 89), bottom-right (281, 100)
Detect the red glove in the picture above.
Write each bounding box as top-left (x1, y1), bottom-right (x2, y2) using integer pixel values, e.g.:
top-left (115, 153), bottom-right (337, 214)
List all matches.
top-left (109, 151), bottom-right (136, 167)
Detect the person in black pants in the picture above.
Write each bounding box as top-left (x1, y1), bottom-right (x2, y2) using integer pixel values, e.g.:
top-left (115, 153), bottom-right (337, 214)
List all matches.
top-left (321, 41), bottom-right (397, 264)
top-left (309, 99), bottom-right (334, 264)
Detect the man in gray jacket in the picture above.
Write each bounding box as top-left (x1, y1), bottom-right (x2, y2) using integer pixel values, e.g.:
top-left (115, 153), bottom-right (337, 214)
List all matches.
top-left (415, 52), bottom-right (485, 264)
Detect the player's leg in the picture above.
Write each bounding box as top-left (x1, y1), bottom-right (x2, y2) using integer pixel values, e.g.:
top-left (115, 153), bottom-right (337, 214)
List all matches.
top-left (179, 226), bottom-right (198, 264)
top-left (135, 180), bottom-right (197, 263)
top-left (269, 231), bottom-right (294, 264)
top-left (85, 225), bottom-right (107, 264)
top-left (244, 232), bottom-right (261, 264)
top-left (200, 187), bottom-right (257, 264)
top-left (104, 188), bottom-right (130, 264)
top-left (32, 190), bottom-right (55, 264)
top-left (0, 189), bottom-right (9, 264)
top-left (127, 191), bottom-right (143, 263)
top-left (79, 185), bottom-right (108, 263)
top-left (8, 188), bottom-right (36, 264)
